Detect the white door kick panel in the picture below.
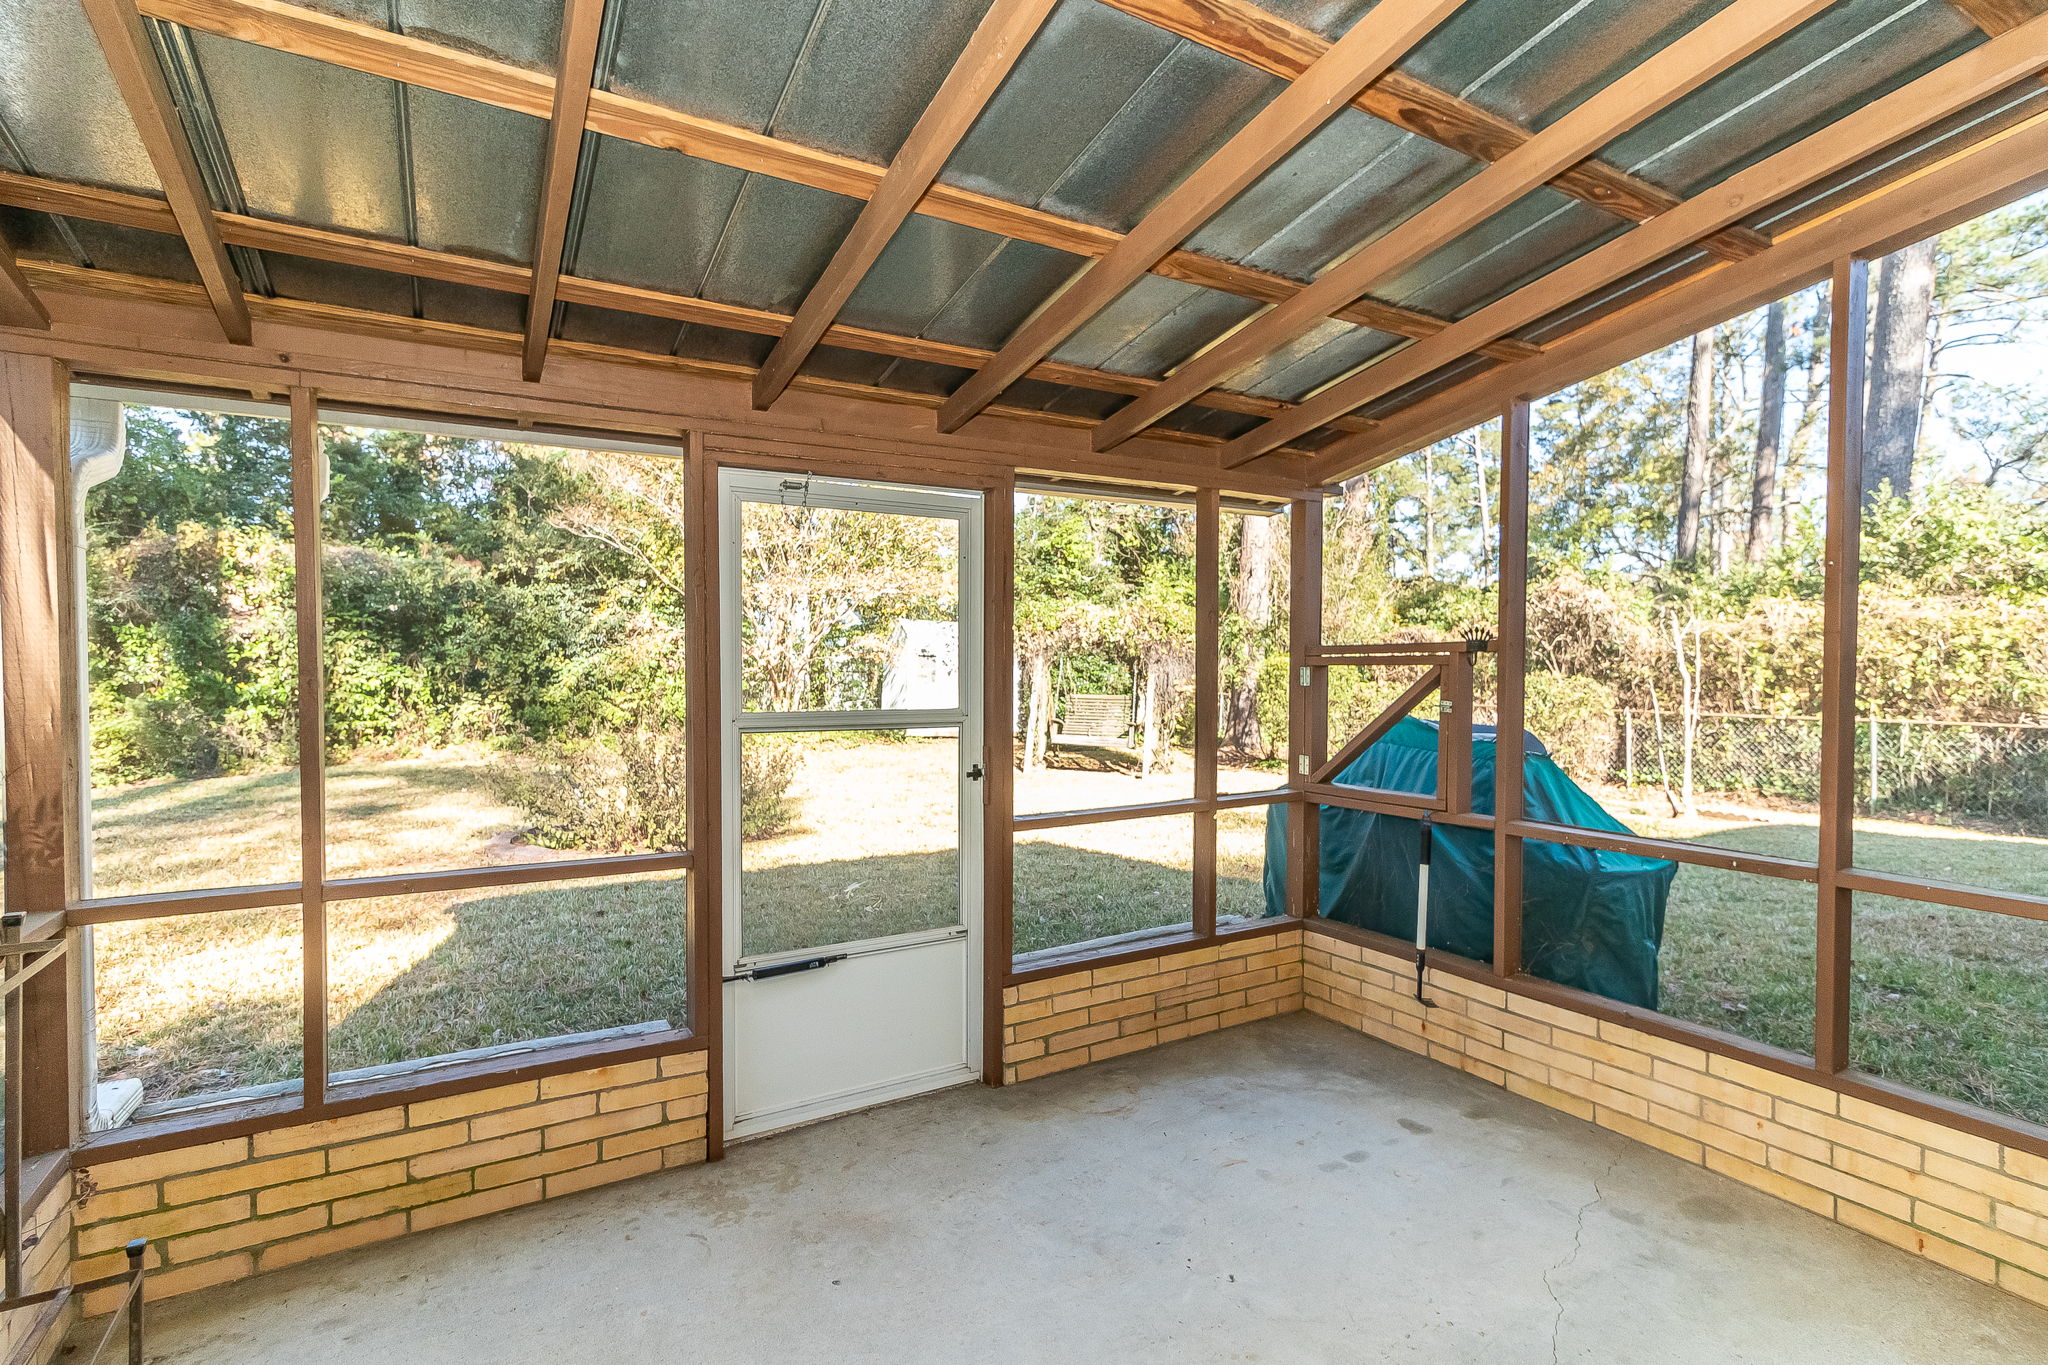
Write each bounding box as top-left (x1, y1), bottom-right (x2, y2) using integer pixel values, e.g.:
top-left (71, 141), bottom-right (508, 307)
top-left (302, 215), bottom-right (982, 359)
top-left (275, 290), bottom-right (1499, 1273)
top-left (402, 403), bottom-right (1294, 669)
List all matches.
top-left (729, 936), bottom-right (973, 1129)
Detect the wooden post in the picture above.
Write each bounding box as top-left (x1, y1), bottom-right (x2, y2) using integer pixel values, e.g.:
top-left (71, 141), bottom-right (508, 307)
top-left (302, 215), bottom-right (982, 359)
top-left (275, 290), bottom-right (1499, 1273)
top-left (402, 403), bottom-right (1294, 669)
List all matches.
top-left (1438, 649), bottom-right (1475, 815)
top-left (1194, 489), bottom-right (1220, 937)
top-left (1817, 258), bottom-right (1868, 1074)
top-left (982, 473), bottom-right (1015, 1083)
top-left (682, 431), bottom-right (727, 1150)
top-left (1494, 400), bottom-right (1531, 979)
top-left (0, 353), bottom-right (79, 1153)
top-left (290, 388), bottom-right (327, 1106)
top-left (1287, 496), bottom-right (1324, 918)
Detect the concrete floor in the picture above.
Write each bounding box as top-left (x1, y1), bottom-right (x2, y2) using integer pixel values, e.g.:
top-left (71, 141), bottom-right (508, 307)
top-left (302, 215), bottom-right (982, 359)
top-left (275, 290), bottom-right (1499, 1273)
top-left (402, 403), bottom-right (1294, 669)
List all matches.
top-left (85, 1015), bottom-right (2048, 1364)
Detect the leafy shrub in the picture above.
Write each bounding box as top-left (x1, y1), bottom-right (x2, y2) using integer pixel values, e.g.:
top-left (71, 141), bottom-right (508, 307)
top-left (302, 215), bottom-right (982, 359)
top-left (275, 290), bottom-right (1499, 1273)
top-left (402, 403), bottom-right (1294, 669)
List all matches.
top-left (488, 722), bottom-right (690, 853)
top-left (1523, 670), bottom-right (1618, 781)
top-left (738, 739), bottom-right (801, 841)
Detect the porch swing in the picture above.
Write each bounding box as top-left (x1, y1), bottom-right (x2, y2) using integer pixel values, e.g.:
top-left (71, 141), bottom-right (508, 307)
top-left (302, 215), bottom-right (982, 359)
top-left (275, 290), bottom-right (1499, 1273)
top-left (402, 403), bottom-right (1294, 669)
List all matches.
top-left (1048, 657), bottom-right (1137, 751)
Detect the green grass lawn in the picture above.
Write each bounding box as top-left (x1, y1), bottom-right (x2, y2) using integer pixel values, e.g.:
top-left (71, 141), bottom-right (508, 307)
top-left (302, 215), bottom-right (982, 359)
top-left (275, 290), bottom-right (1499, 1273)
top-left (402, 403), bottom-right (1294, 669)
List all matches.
top-left (85, 745), bottom-right (2048, 1129)
top-left (1608, 795), bottom-right (2048, 1126)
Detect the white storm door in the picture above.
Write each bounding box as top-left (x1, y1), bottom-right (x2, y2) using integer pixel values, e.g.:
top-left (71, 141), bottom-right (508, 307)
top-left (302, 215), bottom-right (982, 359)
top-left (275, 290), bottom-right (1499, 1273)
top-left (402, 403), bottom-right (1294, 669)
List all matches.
top-left (719, 471), bottom-right (983, 1140)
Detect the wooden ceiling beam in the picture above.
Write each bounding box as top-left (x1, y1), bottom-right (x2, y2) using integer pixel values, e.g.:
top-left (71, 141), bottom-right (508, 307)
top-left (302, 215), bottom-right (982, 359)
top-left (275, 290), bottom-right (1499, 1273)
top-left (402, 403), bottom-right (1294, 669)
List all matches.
top-left (132, 0), bottom-right (1531, 365)
top-left (1945, 0), bottom-right (2048, 86)
top-left (755, 0), bottom-right (1058, 409)
top-left (6, 257), bottom-right (1327, 462)
top-left (0, 170), bottom-right (1370, 438)
top-left (81, 0), bottom-right (252, 343)
top-left (1089, 0), bottom-right (1833, 453)
top-left (1947, 0), bottom-right (2048, 37)
top-left (521, 0), bottom-right (607, 381)
top-left (933, 0), bottom-right (1467, 433)
top-left (1099, 0), bottom-right (1769, 263)
top-left (1223, 12), bottom-right (2048, 468)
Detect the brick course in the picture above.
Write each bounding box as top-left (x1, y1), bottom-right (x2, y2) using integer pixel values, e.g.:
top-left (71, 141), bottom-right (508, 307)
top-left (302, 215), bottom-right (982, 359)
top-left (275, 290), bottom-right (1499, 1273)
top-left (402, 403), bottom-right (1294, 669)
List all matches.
top-left (70, 1051), bottom-right (709, 1314)
top-left (1302, 930), bottom-right (2048, 1312)
top-left (1001, 929), bottom-right (1305, 1083)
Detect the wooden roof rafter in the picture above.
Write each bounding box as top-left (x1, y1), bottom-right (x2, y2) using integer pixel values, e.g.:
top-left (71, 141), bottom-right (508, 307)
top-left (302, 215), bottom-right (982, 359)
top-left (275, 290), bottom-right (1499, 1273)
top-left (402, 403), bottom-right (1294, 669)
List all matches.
top-left (1224, 11), bottom-right (2048, 470)
top-left (521, 0), bottom-right (609, 382)
top-left (1094, 0), bottom-right (1771, 263)
top-left (0, 229), bottom-right (48, 331)
top-left (1087, 0), bottom-right (1838, 454)
top-left (127, 0), bottom-right (1535, 368)
top-left (0, 168), bottom-right (1373, 444)
top-left (80, 0), bottom-right (252, 344)
top-left (752, 0), bottom-right (1061, 410)
top-left (1321, 98), bottom-right (2048, 485)
top-left (933, 0), bottom-right (1469, 433)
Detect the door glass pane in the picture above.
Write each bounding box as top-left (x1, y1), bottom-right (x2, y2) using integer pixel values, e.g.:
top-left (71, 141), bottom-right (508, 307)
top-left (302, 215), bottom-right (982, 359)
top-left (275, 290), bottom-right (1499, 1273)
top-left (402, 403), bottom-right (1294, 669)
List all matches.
top-left (740, 730), bottom-right (961, 958)
top-left (739, 502), bottom-right (960, 712)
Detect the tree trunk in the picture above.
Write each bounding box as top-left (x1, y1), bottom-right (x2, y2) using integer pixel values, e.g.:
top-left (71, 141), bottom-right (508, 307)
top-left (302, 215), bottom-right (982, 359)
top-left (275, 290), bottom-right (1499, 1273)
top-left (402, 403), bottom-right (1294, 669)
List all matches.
top-left (1138, 666), bottom-right (1161, 779)
top-left (1863, 236), bottom-right (1937, 505)
top-left (1023, 657), bottom-right (1051, 771)
top-left (1421, 444), bottom-right (1437, 579)
top-left (1676, 328), bottom-right (1715, 562)
top-left (1471, 432), bottom-right (1492, 587)
top-left (1224, 512), bottom-right (1278, 757)
top-left (1746, 300), bottom-right (1787, 564)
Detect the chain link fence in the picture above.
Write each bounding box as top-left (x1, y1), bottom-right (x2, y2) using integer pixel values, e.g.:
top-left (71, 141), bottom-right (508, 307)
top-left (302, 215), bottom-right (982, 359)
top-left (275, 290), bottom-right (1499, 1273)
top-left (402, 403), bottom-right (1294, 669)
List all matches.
top-left (1609, 710), bottom-right (2048, 830)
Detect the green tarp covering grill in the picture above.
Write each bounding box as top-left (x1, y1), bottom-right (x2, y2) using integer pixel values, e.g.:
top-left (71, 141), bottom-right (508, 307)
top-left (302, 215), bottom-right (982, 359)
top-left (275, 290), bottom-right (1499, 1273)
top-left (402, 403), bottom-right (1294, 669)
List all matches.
top-left (1264, 717), bottom-right (1677, 1008)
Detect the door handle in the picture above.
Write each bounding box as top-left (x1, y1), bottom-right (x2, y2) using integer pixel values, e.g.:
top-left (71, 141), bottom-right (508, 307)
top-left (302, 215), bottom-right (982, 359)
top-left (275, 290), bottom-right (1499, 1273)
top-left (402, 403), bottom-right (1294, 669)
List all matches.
top-left (966, 764), bottom-right (984, 780)
top-left (724, 953), bottom-right (846, 983)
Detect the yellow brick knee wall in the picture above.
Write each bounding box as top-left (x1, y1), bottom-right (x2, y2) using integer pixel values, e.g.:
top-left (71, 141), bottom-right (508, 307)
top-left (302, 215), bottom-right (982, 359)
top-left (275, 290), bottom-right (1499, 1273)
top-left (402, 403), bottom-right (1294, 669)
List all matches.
top-left (69, 1051), bottom-right (710, 1312)
top-left (1002, 928), bottom-right (1305, 1083)
top-left (1304, 932), bottom-right (2048, 1311)
top-left (3, 1175), bottom-right (78, 1365)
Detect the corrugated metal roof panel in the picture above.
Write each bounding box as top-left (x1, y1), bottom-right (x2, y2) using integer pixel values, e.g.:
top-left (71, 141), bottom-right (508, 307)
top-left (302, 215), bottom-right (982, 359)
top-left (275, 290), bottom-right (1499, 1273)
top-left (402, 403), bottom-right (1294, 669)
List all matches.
top-left (568, 139), bottom-right (862, 313)
top-left (938, 0), bottom-right (1283, 232)
top-left (668, 317), bottom-right (780, 370)
top-left (836, 215), bottom-right (1087, 351)
top-left (260, 250), bottom-right (419, 316)
top-left (1235, 320), bottom-right (1403, 403)
top-left (1603, 0), bottom-right (1981, 198)
top-left (1048, 273), bottom-right (1263, 378)
top-left (184, 33), bottom-right (545, 262)
top-left (0, 207), bottom-right (200, 282)
top-left (567, 137), bottom-right (749, 294)
top-left (804, 345), bottom-right (973, 398)
top-left (604, 0), bottom-right (996, 165)
top-left (0, 1), bottom-right (159, 191)
top-left (402, 87), bottom-right (546, 263)
top-left (1396, 0), bottom-right (1730, 132)
top-left (187, 33), bottom-right (407, 237)
top-left (306, 0), bottom-right (565, 72)
top-left (1382, 186), bottom-right (1625, 322)
top-left (1185, 106), bottom-right (1479, 281)
top-left (697, 172), bottom-right (866, 314)
top-left (557, 299), bottom-right (699, 356)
